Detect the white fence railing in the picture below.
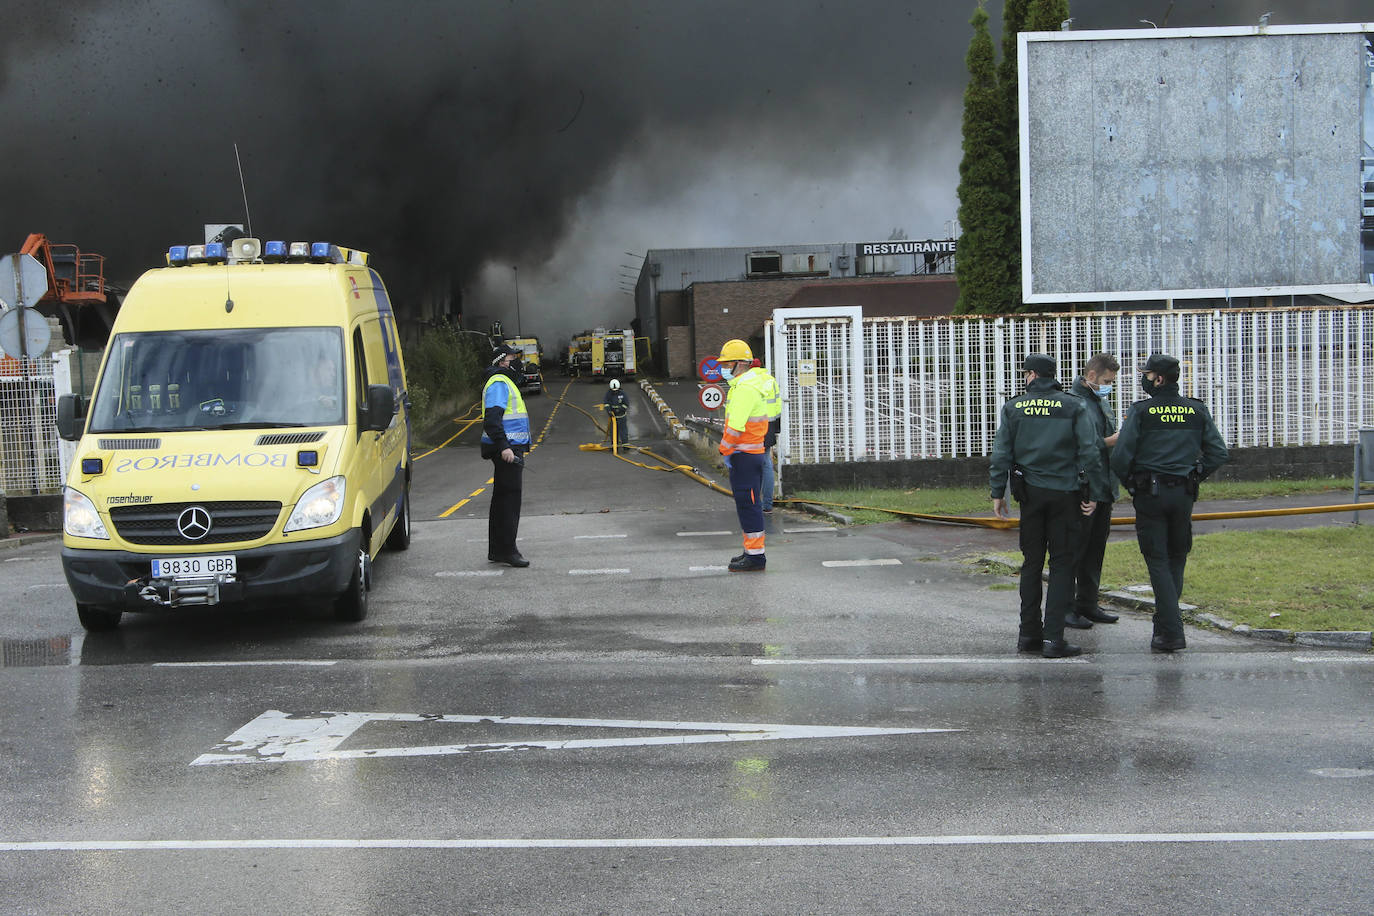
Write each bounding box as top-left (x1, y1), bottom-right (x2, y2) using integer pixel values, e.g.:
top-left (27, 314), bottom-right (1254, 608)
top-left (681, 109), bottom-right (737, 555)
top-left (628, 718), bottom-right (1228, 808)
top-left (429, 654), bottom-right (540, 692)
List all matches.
top-left (1, 351), bottom-right (75, 495)
top-left (769, 306), bottom-right (1374, 465)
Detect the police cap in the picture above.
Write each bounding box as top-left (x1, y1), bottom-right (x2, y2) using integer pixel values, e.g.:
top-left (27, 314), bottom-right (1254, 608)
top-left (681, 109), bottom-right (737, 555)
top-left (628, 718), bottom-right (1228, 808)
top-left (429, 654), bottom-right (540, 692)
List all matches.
top-left (492, 343), bottom-right (522, 363)
top-left (1022, 353), bottom-right (1056, 377)
top-left (1139, 353), bottom-right (1180, 375)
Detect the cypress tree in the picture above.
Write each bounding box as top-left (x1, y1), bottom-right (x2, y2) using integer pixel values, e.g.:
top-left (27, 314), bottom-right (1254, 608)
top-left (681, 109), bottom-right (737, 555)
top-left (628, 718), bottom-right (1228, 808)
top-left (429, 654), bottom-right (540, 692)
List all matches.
top-left (998, 0), bottom-right (1029, 312)
top-left (954, 3), bottom-right (1014, 314)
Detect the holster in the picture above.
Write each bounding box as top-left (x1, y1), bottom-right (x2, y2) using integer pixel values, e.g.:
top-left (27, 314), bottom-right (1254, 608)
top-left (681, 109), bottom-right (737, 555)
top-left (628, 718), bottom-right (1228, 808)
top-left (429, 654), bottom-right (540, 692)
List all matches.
top-left (1009, 465), bottom-right (1028, 503)
top-left (1186, 467), bottom-right (1202, 499)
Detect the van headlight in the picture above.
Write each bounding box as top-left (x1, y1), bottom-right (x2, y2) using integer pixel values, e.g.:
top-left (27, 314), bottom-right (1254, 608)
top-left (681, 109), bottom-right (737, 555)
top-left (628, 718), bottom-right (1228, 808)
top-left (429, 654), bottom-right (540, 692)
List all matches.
top-left (64, 488), bottom-right (109, 540)
top-left (285, 475), bottom-right (346, 533)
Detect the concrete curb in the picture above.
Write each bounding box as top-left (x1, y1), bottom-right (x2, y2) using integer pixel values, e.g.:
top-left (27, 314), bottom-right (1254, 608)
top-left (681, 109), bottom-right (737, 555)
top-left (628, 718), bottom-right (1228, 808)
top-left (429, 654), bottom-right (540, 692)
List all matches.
top-left (638, 379), bottom-right (692, 441)
top-left (0, 532), bottom-right (60, 551)
top-left (975, 555), bottom-right (1373, 650)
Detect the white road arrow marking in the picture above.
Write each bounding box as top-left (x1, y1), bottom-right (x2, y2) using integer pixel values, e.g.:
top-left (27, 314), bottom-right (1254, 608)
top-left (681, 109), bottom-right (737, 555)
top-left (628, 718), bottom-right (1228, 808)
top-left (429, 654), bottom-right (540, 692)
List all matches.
top-left (192, 710), bottom-right (955, 766)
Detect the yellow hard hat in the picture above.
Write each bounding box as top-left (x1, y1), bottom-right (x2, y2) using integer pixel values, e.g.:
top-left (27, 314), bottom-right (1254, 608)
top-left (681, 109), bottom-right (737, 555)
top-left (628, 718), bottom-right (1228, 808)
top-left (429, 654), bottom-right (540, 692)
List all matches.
top-left (718, 339), bottom-right (752, 362)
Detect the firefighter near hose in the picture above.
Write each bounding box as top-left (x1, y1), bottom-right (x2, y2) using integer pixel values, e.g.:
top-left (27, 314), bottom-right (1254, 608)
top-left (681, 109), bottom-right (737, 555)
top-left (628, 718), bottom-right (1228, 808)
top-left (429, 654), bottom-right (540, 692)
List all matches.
top-left (715, 339), bottom-right (781, 572)
top-left (602, 379), bottom-right (629, 446)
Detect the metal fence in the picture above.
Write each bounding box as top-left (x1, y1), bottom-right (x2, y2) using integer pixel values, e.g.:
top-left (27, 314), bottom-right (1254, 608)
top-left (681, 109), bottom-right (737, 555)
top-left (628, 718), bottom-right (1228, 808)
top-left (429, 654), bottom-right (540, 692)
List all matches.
top-left (770, 306), bottom-right (1374, 465)
top-left (1, 352), bottom-right (74, 494)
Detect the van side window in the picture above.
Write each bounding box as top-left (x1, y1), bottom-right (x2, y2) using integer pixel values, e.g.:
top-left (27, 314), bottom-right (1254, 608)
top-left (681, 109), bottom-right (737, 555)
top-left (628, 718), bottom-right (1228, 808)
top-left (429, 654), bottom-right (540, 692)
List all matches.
top-left (352, 327), bottom-right (368, 429)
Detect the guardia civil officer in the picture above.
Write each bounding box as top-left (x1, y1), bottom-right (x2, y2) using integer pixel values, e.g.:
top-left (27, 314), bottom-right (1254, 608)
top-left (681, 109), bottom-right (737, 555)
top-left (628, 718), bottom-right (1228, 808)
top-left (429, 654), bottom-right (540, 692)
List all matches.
top-left (482, 344), bottom-right (532, 567)
top-left (1111, 354), bottom-right (1228, 652)
top-left (1066, 352), bottom-right (1123, 629)
top-left (990, 354), bottom-right (1110, 658)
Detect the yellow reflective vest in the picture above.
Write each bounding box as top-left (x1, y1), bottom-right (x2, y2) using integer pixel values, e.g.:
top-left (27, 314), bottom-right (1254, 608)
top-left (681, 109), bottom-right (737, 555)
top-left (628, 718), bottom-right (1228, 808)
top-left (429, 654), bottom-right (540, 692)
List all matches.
top-left (719, 367), bottom-right (778, 455)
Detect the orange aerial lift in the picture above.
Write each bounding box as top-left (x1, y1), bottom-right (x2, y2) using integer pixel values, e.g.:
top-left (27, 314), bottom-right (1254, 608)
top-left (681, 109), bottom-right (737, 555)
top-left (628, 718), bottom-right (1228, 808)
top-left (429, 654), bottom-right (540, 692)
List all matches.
top-left (15, 233), bottom-right (121, 348)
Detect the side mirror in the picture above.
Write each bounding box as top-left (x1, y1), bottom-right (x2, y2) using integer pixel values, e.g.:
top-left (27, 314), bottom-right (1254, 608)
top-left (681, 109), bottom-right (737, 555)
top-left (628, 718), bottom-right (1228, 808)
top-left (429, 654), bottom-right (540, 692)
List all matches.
top-left (57, 394), bottom-right (86, 441)
top-left (362, 384), bottom-right (395, 432)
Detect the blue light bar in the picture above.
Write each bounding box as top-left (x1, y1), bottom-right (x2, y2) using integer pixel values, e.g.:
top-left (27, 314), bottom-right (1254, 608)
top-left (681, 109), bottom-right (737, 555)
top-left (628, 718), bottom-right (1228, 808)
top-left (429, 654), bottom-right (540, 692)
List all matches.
top-left (168, 245), bottom-right (188, 266)
top-left (263, 240), bottom-right (287, 261)
top-left (81, 457), bottom-right (104, 475)
top-left (297, 450), bottom-right (319, 468)
top-left (205, 242), bottom-right (227, 263)
top-left (310, 242), bottom-right (332, 262)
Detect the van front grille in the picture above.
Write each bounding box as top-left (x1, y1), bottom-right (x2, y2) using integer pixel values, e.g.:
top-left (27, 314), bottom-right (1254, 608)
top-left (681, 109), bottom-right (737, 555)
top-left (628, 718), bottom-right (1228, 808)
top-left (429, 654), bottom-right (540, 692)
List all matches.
top-left (109, 500), bottom-right (282, 546)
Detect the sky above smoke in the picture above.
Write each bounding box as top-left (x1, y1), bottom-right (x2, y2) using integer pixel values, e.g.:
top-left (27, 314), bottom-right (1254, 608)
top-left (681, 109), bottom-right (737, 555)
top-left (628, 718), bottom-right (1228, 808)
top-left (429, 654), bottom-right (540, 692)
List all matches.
top-left (0, 0), bottom-right (1367, 346)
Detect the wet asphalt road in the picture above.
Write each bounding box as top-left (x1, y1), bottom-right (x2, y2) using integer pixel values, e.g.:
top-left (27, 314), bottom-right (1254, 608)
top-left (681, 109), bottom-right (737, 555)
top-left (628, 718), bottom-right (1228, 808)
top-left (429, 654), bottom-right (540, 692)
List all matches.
top-left (1, 378), bottom-right (1371, 915)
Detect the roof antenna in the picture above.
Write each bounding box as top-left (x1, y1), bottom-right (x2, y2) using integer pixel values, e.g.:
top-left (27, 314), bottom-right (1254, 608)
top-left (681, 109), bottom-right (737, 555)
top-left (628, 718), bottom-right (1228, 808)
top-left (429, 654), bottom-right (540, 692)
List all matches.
top-left (234, 143), bottom-right (253, 239)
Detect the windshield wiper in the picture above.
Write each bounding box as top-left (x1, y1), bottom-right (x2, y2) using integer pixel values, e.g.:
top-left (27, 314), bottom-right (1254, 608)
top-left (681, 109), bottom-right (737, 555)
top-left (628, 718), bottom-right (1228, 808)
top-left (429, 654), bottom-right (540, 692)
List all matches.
top-left (211, 421), bottom-right (314, 429)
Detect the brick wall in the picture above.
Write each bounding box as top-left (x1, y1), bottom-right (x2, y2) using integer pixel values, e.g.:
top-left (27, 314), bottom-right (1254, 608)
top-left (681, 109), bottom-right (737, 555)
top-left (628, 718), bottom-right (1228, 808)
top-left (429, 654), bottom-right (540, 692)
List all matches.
top-left (691, 279), bottom-right (810, 366)
top-left (666, 326), bottom-right (693, 379)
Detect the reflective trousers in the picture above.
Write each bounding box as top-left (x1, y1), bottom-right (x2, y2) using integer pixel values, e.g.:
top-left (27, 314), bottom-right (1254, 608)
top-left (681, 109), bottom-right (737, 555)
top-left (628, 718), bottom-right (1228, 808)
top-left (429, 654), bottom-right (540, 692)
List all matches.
top-left (727, 451), bottom-right (766, 554)
top-left (1131, 482), bottom-right (1194, 642)
top-left (1017, 484), bottom-right (1082, 643)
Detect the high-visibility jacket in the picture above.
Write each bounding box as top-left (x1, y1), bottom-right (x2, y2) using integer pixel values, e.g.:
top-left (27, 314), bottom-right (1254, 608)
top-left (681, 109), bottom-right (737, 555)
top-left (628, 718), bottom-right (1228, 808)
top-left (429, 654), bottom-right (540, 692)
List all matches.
top-left (481, 371), bottom-right (531, 448)
top-left (719, 367), bottom-right (777, 456)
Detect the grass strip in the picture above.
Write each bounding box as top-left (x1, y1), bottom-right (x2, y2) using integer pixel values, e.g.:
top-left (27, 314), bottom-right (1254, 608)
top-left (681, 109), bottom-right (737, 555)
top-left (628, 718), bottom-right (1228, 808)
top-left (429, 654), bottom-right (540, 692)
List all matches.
top-left (792, 478), bottom-right (1356, 524)
top-left (981, 525), bottom-right (1374, 632)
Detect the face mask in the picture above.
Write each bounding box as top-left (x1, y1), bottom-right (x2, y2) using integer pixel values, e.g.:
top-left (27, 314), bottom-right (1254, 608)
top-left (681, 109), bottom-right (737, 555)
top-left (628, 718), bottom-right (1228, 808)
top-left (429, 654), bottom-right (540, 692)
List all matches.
top-left (1140, 373), bottom-right (1161, 395)
top-left (1095, 383), bottom-right (1112, 399)
top-left (720, 366), bottom-right (734, 381)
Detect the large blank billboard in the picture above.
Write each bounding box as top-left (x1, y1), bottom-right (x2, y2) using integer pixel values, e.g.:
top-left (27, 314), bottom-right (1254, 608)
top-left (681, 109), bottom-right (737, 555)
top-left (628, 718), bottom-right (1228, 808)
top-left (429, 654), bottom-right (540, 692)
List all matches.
top-left (1020, 23), bottom-right (1374, 304)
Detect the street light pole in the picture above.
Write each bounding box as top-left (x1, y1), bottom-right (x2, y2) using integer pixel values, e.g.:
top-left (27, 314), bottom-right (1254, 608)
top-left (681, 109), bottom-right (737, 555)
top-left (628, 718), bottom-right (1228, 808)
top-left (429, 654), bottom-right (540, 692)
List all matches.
top-left (512, 265), bottom-right (522, 337)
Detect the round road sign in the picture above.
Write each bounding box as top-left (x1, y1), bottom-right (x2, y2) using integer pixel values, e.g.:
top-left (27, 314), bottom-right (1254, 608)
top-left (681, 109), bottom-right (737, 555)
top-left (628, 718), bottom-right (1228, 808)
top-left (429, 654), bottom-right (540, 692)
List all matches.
top-left (697, 357), bottom-right (723, 382)
top-left (0, 308), bottom-right (52, 358)
top-left (698, 384), bottom-right (725, 410)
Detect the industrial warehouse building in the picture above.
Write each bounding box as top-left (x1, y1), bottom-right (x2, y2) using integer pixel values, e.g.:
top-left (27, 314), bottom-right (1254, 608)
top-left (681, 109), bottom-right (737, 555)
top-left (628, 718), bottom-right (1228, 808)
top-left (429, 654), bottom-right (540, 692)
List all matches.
top-left (631, 240), bottom-right (958, 377)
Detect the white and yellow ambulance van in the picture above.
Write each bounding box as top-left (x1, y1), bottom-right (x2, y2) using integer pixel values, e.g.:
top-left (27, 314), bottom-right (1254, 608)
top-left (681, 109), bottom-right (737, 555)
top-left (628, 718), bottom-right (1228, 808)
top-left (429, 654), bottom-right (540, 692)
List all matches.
top-left (56, 238), bottom-right (411, 630)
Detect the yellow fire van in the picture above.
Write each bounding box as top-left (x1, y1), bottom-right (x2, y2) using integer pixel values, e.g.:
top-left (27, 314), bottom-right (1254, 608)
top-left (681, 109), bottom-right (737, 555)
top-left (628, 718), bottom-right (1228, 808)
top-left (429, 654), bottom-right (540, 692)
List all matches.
top-left (56, 238), bottom-right (411, 630)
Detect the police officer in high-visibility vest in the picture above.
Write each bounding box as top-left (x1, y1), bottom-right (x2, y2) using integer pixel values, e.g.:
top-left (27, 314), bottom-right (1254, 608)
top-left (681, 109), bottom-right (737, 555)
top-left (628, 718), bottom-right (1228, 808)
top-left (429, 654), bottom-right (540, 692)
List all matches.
top-left (1111, 353), bottom-right (1229, 652)
top-left (482, 344), bottom-right (532, 567)
top-left (716, 339), bottom-right (777, 572)
top-left (990, 353), bottom-right (1110, 658)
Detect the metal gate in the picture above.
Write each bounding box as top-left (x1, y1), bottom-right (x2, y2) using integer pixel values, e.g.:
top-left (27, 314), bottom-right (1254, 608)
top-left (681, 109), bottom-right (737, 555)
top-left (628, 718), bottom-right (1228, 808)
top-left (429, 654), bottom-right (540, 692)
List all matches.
top-left (0, 351), bottom-right (75, 495)
top-left (768, 306), bottom-right (1374, 475)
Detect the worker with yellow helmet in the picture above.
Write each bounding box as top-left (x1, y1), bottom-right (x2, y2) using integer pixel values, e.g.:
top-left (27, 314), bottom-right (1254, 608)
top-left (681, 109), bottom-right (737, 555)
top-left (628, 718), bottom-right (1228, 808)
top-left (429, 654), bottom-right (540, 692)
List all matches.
top-left (716, 339), bottom-right (779, 571)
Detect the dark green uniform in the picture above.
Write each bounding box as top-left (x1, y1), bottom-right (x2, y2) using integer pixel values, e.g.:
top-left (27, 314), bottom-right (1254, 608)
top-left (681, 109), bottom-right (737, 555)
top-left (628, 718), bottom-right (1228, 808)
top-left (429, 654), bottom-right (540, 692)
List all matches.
top-left (1068, 377), bottom-right (1119, 616)
top-left (990, 377), bottom-right (1110, 644)
top-left (1110, 383), bottom-right (1228, 644)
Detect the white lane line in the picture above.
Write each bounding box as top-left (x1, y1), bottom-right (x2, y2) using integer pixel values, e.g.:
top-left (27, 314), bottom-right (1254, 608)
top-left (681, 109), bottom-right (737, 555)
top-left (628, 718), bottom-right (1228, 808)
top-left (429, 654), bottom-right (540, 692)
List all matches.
top-left (689, 565), bottom-right (728, 572)
top-left (675, 531), bottom-right (733, 537)
top-left (1292, 655), bottom-right (1374, 663)
top-left (784, 527), bottom-right (836, 533)
top-left (568, 568), bottom-right (632, 575)
top-left (6, 830), bottom-right (1373, 852)
top-left (752, 657), bottom-right (1088, 666)
top-left (153, 661), bottom-right (338, 668)
top-left (436, 570), bottom-right (505, 577)
top-left (574, 534), bottom-right (628, 539)
top-left (822, 559), bottom-right (902, 567)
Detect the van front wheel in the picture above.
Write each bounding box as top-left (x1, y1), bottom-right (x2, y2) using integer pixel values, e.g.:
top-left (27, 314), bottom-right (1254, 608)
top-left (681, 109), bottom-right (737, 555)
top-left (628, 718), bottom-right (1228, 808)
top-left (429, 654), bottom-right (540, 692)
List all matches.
top-left (77, 603), bottom-right (123, 631)
top-left (334, 548), bottom-right (369, 622)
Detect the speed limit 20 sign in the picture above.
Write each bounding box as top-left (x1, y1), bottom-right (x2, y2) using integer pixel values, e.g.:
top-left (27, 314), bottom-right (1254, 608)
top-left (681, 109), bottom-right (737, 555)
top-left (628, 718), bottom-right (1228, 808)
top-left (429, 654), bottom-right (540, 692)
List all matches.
top-left (698, 384), bottom-right (725, 410)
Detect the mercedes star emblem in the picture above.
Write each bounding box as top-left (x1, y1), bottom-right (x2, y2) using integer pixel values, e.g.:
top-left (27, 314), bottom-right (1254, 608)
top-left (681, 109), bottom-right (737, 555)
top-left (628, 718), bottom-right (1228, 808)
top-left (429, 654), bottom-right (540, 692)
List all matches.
top-left (177, 506), bottom-right (212, 540)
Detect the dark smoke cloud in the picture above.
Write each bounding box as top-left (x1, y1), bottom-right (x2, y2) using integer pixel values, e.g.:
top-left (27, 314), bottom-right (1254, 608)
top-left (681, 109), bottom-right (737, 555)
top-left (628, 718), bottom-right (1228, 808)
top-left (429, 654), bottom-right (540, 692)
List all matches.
top-left (0, 0), bottom-right (1368, 341)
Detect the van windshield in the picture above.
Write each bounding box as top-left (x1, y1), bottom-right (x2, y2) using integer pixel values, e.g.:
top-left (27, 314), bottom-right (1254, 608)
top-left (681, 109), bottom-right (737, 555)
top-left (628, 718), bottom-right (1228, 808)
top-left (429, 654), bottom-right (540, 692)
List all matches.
top-left (88, 327), bottom-right (346, 433)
